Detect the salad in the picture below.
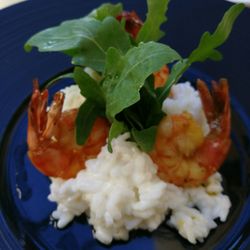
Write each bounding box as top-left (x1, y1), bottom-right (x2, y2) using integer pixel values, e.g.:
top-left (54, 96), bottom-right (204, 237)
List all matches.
top-left (24, 0), bottom-right (245, 245)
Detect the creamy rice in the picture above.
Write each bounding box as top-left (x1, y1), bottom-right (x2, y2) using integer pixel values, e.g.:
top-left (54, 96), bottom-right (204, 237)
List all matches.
top-left (162, 82), bottom-right (210, 135)
top-left (61, 85), bottom-right (85, 112)
top-left (48, 82), bottom-right (231, 245)
top-left (167, 173), bottom-right (231, 244)
top-left (50, 133), bottom-right (168, 244)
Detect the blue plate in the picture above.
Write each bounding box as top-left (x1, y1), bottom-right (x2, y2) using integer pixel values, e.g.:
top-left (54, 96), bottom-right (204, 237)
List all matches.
top-left (0, 1), bottom-right (250, 249)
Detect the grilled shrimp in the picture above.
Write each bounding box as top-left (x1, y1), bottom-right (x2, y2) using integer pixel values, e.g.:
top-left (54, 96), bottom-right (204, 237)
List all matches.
top-left (27, 81), bottom-right (109, 179)
top-left (116, 11), bottom-right (143, 38)
top-left (150, 79), bottom-right (231, 187)
top-left (154, 65), bottom-right (169, 88)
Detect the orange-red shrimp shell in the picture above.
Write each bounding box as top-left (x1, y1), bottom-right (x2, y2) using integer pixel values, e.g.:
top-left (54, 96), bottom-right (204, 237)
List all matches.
top-left (154, 65), bottom-right (169, 88)
top-left (150, 79), bottom-right (231, 187)
top-left (27, 81), bottom-right (109, 179)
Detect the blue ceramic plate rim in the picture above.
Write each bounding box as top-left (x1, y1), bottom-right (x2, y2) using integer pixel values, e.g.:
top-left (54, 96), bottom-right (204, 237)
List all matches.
top-left (0, 0), bottom-right (250, 248)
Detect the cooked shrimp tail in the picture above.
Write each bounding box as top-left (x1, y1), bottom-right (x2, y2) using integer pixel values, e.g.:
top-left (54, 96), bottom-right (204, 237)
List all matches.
top-left (27, 81), bottom-right (109, 179)
top-left (197, 79), bottom-right (230, 137)
top-left (150, 79), bottom-right (231, 187)
top-left (28, 80), bottom-right (64, 151)
top-left (195, 79), bottom-right (231, 174)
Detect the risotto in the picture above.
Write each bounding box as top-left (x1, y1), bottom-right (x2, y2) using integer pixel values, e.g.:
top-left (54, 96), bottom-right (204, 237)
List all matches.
top-left (48, 83), bottom-right (231, 245)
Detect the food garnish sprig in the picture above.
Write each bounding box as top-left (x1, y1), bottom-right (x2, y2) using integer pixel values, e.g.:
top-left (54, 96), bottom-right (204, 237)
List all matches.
top-left (25, 0), bottom-right (245, 153)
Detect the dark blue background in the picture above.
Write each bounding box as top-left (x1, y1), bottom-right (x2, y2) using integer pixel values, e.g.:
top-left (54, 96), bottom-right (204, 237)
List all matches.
top-left (0, 0), bottom-right (250, 139)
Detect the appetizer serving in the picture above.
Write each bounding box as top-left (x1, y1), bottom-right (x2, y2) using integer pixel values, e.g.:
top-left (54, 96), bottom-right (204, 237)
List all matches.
top-left (24, 0), bottom-right (245, 245)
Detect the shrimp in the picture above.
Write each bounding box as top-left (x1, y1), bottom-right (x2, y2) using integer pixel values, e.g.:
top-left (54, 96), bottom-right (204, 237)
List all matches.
top-left (154, 65), bottom-right (169, 88)
top-left (27, 81), bottom-right (109, 179)
top-left (150, 79), bottom-right (231, 187)
top-left (116, 11), bottom-right (143, 39)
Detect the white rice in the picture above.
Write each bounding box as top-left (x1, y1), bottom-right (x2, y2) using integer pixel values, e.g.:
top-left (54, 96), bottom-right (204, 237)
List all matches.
top-left (162, 82), bottom-right (210, 136)
top-left (167, 173), bottom-right (231, 244)
top-left (49, 133), bottom-right (168, 244)
top-left (61, 85), bottom-right (85, 112)
top-left (48, 82), bottom-right (231, 245)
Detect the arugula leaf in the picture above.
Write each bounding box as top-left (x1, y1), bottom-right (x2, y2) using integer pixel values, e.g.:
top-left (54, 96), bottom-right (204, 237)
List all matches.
top-left (189, 3), bottom-right (244, 63)
top-left (24, 17), bottom-right (98, 52)
top-left (45, 72), bottom-right (74, 86)
top-left (72, 17), bottom-right (131, 71)
top-left (122, 76), bottom-right (164, 131)
top-left (136, 0), bottom-right (169, 43)
top-left (73, 67), bottom-right (105, 106)
top-left (76, 99), bottom-right (103, 145)
top-left (139, 85), bottom-right (165, 127)
top-left (131, 126), bottom-right (157, 152)
top-left (143, 74), bottom-right (155, 98)
top-left (158, 3), bottom-right (245, 103)
top-left (89, 3), bottom-right (123, 21)
top-left (24, 2), bottom-right (245, 153)
top-left (103, 41), bottom-right (180, 120)
top-left (158, 59), bottom-right (189, 103)
top-left (107, 120), bottom-right (127, 152)
top-left (25, 17), bottom-right (131, 72)
top-left (122, 108), bottom-right (144, 130)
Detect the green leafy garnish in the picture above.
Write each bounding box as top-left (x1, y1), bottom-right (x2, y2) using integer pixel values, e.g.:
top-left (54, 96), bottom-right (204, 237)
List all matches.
top-left (73, 67), bottom-right (104, 106)
top-left (158, 3), bottom-right (245, 103)
top-left (25, 16), bottom-right (131, 72)
top-left (189, 3), bottom-right (244, 63)
top-left (102, 41), bottom-right (180, 120)
top-left (25, 17), bottom-right (99, 52)
top-left (136, 0), bottom-right (169, 43)
top-left (107, 120), bottom-right (127, 152)
top-left (89, 3), bottom-right (123, 21)
top-left (25, 1), bottom-right (245, 153)
top-left (131, 126), bottom-right (157, 152)
top-left (45, 72), bottom-right (74, 86)
top-left (72, 17), bottom-right (131, 71)
top-left (158, 59), bottom-right (189, 103)
top-left (139, 81), bottom-right (165, 127)
top-left (76, 99), bottom-right (104, 145)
